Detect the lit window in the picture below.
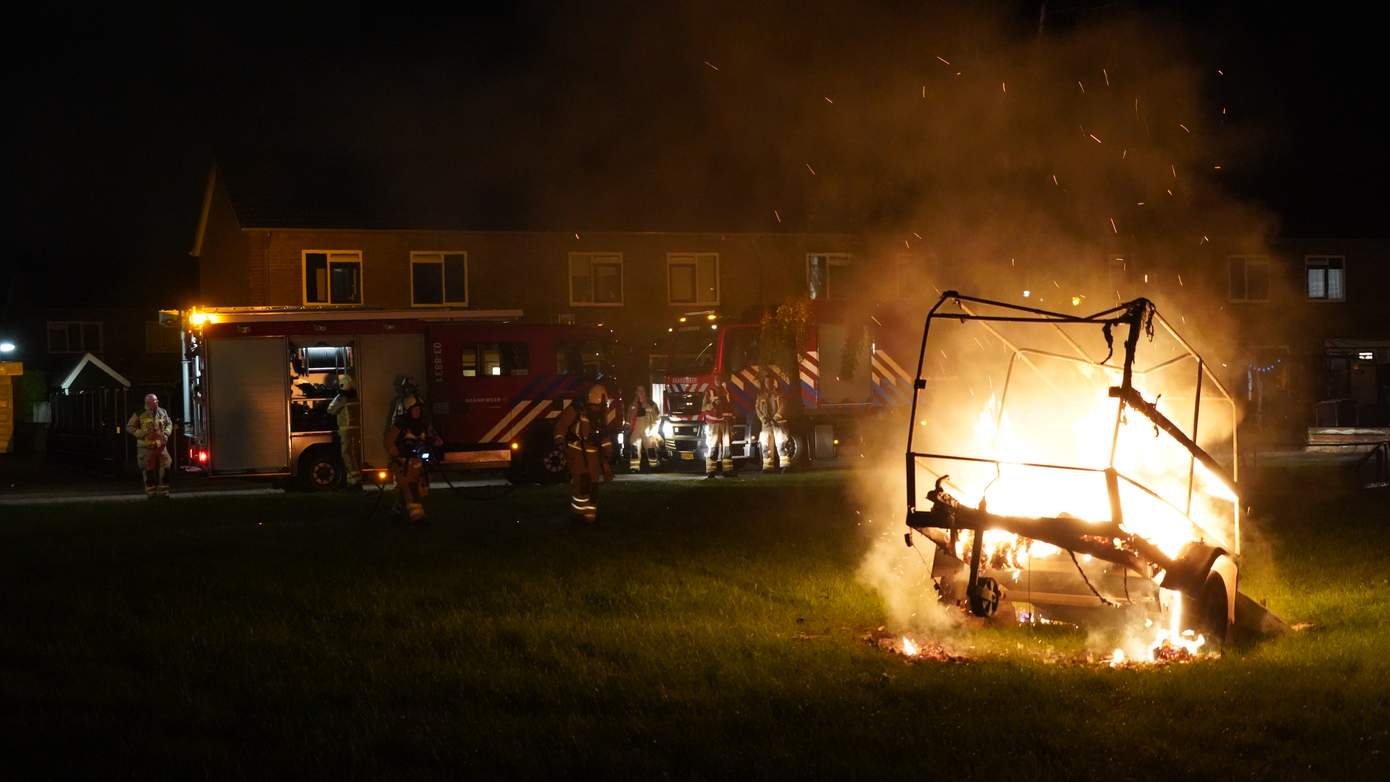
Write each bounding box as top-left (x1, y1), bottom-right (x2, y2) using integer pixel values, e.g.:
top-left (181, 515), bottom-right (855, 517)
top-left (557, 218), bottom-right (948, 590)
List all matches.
top-left (569, 253), bottom-right (623, 306)
top-left (1227, 256), bottom-right (1270, 303)
top-left (47, 321), bottom-right (102, 354)
top-left (459, 343), bottom-right (529, 377)
top-left (667, 253), bottom-right (720, 305)
top-left (808, 253), bottom-right (855, 301)
top-left (304, 251), bottom-right (362, 305)
top-left (1305, 256), bottom-right (1345, 301)
top-left (411, 252), bottom-right (469, 306)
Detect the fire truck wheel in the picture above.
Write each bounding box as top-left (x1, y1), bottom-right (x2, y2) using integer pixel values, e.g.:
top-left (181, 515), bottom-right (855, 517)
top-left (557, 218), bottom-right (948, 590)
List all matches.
top-left (298, 447), bottom-right (344, 492)
top-left (783, 430), bottom-right (810, 468)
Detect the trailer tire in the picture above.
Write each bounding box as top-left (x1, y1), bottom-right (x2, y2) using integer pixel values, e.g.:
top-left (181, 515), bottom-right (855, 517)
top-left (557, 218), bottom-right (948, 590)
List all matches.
top-left (1182, 572), bottom-right (1233, 649)
top-left (512, 430), bottom-right (568, 485)
top-left (298, 446), bottom-right (344, 492)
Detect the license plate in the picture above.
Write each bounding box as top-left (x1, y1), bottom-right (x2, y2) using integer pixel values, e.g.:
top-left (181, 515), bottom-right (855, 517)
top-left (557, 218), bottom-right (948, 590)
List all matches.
top-left (680, 452), bottom-right (695, 461)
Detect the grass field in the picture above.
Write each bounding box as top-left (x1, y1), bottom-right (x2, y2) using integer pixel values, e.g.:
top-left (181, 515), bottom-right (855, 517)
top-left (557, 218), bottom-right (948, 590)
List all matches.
top-left (2, 464), bottom-right (1388, 779)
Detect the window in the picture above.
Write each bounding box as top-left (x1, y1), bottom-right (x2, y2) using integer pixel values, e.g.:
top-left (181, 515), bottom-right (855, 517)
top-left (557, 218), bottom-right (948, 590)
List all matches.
top-left (556, 339), bottom-right (609, 376)
top-left (808, 253), bottom-right (854, 301)
top-left (144, 321), bottom-right (180, 354)
top-left (411, 252), bottom-right (469, 306)
top-left (569, 253), bottom-right (623, 306)
top-left (1228, 255), bottom-right (1270, 303)
top-left (459, 342), bottom-right (530, 377)
top-left (47, 321), bottom-right (102, 354)
top-left (303, 251), bottom-right (363, 305)
top-left (667, 253), bottom-right (720, 305)
top-left (1306, 255), bottom-right (1345, 301)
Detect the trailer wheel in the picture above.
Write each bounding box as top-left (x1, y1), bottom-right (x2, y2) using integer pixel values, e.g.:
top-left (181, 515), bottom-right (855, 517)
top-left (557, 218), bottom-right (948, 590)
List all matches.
top-left (1182, 572), bottom-right (1233, 649)
top-left (299, 447), bottom-right (343, 492)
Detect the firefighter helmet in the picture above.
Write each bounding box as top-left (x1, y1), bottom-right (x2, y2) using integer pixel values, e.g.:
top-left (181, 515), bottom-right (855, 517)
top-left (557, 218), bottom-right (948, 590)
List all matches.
top-left (586, 385), bottom-right (609, 406)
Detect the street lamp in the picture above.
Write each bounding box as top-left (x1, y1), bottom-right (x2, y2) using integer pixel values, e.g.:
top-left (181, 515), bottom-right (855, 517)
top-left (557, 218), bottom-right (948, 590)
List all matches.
top-left (0, 341), bottom-right (15, 354)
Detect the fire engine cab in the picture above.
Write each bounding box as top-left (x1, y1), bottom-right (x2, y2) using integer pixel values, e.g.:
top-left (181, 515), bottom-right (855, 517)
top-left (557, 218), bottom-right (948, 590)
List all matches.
top-left (179, 307), bottom-right (620, 488)
top-left (653, 304), bottom-right (915, 469)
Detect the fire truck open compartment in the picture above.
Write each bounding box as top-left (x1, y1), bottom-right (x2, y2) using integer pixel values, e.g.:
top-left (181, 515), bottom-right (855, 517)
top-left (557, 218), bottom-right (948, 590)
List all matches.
top-left (903, 292), bottom-right (1283, 644)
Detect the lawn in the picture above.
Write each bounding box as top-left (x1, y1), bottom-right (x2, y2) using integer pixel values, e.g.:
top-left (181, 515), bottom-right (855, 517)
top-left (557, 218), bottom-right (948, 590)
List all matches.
top-left (1, 464), bottom-right (1387, 779)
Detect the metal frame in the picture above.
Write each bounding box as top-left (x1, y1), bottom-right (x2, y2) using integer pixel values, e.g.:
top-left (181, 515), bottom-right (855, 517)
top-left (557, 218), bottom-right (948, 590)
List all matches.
top-left (903, 292), bottom-right (1243, 619)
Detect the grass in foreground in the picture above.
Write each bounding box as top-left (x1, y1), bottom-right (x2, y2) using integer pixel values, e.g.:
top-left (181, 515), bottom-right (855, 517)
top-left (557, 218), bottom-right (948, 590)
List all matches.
top-left (1, 466), bottom-right (1388, 779)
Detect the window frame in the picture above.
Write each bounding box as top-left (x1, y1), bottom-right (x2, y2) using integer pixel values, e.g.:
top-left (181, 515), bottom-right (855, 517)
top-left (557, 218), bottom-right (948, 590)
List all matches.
top-left (1304, 254), bottom-right (1346, 303)
top-left (568, 252), bottom-right (625, 307)
top-left (301, 249), bottom-right (364, 307)
top-left (666, 252), bottom-right (721, 306)
top-left (410, 251), bottom-right (470, 307)
top-left (46, 320), bottom-right (103, 354)
top-left (1227, 255), bottom-right (1271, 303)
top-left (806, 252), bottom-right (855, 301)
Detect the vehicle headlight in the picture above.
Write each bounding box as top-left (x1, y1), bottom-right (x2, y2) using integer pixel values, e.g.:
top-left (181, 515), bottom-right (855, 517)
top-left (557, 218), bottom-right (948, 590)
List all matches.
top-left (660, 419), bottom-right (674, 440)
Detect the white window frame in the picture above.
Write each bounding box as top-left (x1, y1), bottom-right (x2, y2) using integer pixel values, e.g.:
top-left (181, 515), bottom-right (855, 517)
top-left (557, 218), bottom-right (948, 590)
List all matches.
top-left (46, 321), bottom-right (103, 354)
top-left (666, 252), bottom-right (720, 306)
top-left (807, 253), bottom-right (855, 301)
top-left (410, 251), bottom-right (470, 307)
top-left (1228, 255), bottom-right (1270, 303)
top-left (302, 250), bottom-right (364, 306)
top-left (1304, 255), bottom-right (1346, 302)
top-left (568, 252), bottom-right (624, 307)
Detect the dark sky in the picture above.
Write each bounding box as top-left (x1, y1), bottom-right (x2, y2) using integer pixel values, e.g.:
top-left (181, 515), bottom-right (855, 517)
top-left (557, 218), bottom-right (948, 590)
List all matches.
top-left (7, 1), bottom-right (1388, 309)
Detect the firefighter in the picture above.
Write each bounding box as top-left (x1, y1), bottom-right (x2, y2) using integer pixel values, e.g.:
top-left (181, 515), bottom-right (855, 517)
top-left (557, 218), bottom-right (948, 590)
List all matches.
top-left (385, 375), bottom-right (422, 442)
top-left (626, 384), bottom-right (660, 472)
top-left (755, 370), bottom-right (791, 473)
top-left (702, 381), bottom-right (736, 478)
top-left (554, 384), bottom-right (616, 524)
top-left (127, 393), bottom-right (174, 498)
top-left (327, 371), bottom-right (361, 488)
top-left (386, 395), bottom-right (442, 526)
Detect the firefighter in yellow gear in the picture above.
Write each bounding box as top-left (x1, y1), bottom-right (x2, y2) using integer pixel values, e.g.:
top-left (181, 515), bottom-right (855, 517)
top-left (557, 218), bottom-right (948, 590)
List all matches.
top-left (755, 370), bottom-right (791, 473)
top-left (127, 393), bottom-right (174, 498)
top-left (626, 384), bottom-right (660, 472)
top-left (386, 395), bottom-right (441, 525)
top-left (327, 372), bottom-right (361, 487)
top-left (702, 382), bottom-right (736, 478)
top-left (554, 384), bottom-right (615, 524)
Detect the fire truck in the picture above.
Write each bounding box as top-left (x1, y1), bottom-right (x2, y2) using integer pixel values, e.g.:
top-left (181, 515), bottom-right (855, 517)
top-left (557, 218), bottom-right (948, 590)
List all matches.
top-left (652, 304), bottom-right (915, 469)
top-left (178, 307), bottom-right (620, 488)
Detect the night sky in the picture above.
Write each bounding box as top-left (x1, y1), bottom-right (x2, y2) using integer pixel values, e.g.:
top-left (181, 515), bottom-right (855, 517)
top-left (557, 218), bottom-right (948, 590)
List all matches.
top-left (7, 2), bottom-right (1387, 309)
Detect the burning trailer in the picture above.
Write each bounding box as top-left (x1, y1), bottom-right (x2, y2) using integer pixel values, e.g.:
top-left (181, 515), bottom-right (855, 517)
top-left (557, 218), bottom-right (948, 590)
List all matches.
top-left (903, 293), bottom-right (1283, 657)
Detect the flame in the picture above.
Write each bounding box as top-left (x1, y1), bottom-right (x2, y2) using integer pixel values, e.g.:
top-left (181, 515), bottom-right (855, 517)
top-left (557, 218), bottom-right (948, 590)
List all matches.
top-left (901, 636), bottom-right (920, 656)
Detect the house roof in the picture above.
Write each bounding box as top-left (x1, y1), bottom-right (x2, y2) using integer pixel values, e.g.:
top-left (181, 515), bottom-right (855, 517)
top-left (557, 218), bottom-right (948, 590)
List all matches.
top-left (59, 353), bottom-right (131, 391)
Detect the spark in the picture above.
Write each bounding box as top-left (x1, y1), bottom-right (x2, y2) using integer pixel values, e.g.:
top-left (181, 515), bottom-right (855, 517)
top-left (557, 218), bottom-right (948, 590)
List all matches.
top-left (1052, 174), bottom-right (1059, 186)
top-left (1217, 68), bottom-right (1224, 76)
top-left (913, 231), bottom-right (923, 240)
top-left (1110, 218), bottom-right (1118, 234)
top-left (774, 209), bottom-right (782, 223)
top-left (1213, 164), bottom-right (1223, 171)
top-left (1167, 189), bottom-right (1174, 197)
top-left (1179, 123), bottom-right (1191, 134)
top-left (805, 163), bottom-right (817, 176)
top-left (1103, 68), bottom-right (1110, 86)
top-left (703, 60), bottom-right (720, 71)
top-left (936, 55), bottom-right (951, 66)
top-left (1010, 257), bottom-right (1016, 266)
top-left (1201, 235), bottom-right (1210, 244)
top-left (1178, 274), bottom-right (1184, 286)
top-left (1171, 163), bottom-right (1177, 178)
top-left (1078, 80), bottom-right (1086, 94)
top-left (1052, 280), bottom-right (1061, 289)
top-left (574, 232), bottom-right (580, 240)
top-left (1122, 149), bottom-right (1127, 159)
top-left (1089, 133), bottom-right (1103, 144)
top-left (940, 349), bottom-right (949, 360)
top-left (1221, 106), bottom-right (1228, 116)
top-left (1137, 201), bottom-right (1145, 206)
top-left (904, 240), bottom-right (910, 249)
top-left (1144, 273), bottom-right (1149, 283)
top-left (824, 96), bottom-right (834, 104)
top-left (921, 85), bottom-right (926, 98)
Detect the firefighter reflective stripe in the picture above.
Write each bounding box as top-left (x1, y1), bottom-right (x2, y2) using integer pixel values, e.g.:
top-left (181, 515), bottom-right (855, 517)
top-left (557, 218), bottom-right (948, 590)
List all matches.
top-left (482, 401), bottom-right (532, 443)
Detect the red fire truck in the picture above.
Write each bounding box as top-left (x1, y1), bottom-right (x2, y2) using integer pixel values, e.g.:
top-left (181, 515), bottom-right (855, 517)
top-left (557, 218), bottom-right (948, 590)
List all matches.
top-left (652, 304), bottom-right (915, 469)
top-left (178, 307), bottom-right (620, 488)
